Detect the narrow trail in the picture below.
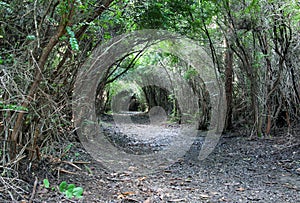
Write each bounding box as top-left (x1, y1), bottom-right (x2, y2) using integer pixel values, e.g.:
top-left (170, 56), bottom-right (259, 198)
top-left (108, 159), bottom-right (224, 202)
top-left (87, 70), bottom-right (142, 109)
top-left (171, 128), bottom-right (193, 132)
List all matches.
top-left (100, 112), bottom-right (194, 155)
top-left (18, 112), bottom-right (300, 202)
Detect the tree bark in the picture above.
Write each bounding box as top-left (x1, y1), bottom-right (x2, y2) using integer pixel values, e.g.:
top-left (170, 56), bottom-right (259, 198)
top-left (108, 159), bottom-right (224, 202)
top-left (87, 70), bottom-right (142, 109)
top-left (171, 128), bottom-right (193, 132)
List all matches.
top-left (224, 38), bottom-right (233, 130)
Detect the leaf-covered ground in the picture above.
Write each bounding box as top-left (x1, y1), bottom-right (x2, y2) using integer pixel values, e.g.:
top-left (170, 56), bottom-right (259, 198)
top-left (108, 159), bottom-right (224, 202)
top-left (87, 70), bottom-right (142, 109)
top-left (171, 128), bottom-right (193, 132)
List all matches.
top-left (2, 114), bottom-right (299, 202)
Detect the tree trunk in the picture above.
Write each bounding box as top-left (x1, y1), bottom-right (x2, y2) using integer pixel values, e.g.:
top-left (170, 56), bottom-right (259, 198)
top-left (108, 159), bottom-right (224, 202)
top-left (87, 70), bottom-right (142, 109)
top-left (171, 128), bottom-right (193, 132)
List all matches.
top-left (142, 85), bottom-right (173, 115)
top-left (224, 39), bottom-right (234, 130)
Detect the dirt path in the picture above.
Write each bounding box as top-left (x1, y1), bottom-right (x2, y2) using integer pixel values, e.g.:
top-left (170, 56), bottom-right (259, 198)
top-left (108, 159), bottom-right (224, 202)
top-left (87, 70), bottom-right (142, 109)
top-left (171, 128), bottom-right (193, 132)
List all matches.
top-left (4, 113), bottom-right (300, 202)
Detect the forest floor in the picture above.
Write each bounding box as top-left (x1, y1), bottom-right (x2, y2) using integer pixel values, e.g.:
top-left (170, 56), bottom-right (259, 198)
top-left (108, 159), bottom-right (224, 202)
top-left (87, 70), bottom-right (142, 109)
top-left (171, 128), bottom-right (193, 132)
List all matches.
top-left (2, 113), bottom-right (300, 203)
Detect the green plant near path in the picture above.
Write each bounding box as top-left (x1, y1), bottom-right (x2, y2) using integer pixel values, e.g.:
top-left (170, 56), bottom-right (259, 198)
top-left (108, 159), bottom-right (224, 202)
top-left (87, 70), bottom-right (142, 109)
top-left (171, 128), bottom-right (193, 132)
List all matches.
top-left (43, 179), bottom-right (50, 188)
top-left (59, 181), bottom-right (84, 199)
top-left (42, 179), bottom-right (83, 199)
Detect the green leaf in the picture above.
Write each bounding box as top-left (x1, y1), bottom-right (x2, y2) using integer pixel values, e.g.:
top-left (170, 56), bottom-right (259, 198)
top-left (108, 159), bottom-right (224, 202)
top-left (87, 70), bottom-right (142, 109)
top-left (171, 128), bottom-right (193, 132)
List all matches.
top-left (67, 184), bottom-right (75, 192)
top-left (0, 103), bottom-right (28, 111)
top-left (66, 26), bottom-right (75, 37)
top-left (59, 181), bottom-right (68, 192)
top-left (73, 187), bottom-right (84, 198)
top-left (69, 37), bottom-right (79, 51)
top-left (43, 179), bottom-right (50, 188)
top-left (184, 68), bottom-right (198, 80)
top-left (59, 36), bottom-right (67, 41)
top-left (64, 143), bottom-right (73, 152)
top-left (65, 26), bottom-right (79, 51)
top-left (65, 190), bottom-right (73, 198)
top-left (103, 32), bottom-right (112, 40)
top-left (26, 35), bottom-right (36, 40)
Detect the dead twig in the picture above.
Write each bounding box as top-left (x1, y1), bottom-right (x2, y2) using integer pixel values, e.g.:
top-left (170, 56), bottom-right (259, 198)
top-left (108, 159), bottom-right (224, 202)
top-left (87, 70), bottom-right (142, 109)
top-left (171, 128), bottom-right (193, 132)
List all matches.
top-left (62, 160), bottom-right (82, 171)
top-left (29, 177), bottom-right (38, 203)
top-left (58, 168), bottom-right (78, 175)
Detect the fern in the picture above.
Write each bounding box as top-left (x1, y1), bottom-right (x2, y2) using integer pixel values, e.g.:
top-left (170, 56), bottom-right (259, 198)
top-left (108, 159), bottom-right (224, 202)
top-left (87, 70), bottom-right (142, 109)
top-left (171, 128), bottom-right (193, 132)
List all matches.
top-left (66, 26), bottom-right (79, 51)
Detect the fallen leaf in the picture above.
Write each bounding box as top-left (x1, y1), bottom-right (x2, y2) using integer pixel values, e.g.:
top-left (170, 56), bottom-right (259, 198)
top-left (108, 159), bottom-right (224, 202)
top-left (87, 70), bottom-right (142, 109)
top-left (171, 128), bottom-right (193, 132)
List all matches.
top-left (122, 191), bottom-right (136, 196)
top-left (236, 187), bottom-right (246, 192)
top-left (199, 194), bottom-right (210, 199)
top-left (117, 191), bottom-right (136, 199)
top-left (138, 176), bottom-right (147, 181)
top-left (117, 194), bottom-right (125, 199)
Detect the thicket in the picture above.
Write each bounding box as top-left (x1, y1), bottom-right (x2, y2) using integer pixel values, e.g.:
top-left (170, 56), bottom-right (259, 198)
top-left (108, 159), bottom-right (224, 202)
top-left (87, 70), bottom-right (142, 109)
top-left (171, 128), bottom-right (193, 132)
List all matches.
top-left (0, 0), bottom-right (299, 171)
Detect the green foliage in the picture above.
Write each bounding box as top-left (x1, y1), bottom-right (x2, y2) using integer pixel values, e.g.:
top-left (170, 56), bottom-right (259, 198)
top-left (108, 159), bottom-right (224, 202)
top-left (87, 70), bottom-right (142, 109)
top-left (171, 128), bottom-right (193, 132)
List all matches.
top-left (282, 1), bottom-right (300, 26)
top-left (59, 181), bottom-right (83, 199)
top-left (75, 152), bottom-right (80, 157)
top-left (76, 0), bottom-right (89, 10)
top-left (136, 1), bottom-right (167, 29)
top-left (244, 0), bottom-right (260, 16)
top-left (64, 143), bottom-right (73, 153)
top-left (184, 68), bottom-right (198, 80)
top-left (57, 0), bottom-right (73, 15)
top-left (0, 102), bottom-right (28, 112)
top-left (26, 35), bottom-right (36, 41)
top-left (43, 179), bottom-right (50, 188)
top-left (41, 179), bottom-right (83, 198)
top-left (125, 0), bottom-right (193, 31)
top-left (253, 51), bottom-right (268, 69)
top-left (66, 26), bottom-right (79, 51)
top-left (0, 1), bottom-right (12, 14)
top-left (108, 80), bottom-right (143, 99)
top-left (0, 53), bottom-right (15, 65)
top-left (168, 94), bottom-right (180, 122)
